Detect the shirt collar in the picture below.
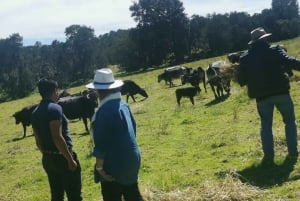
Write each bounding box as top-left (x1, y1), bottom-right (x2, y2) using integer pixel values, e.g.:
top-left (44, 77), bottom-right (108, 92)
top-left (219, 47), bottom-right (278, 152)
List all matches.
top-left (90, 92), bottom-right (121, 127)
top-left (98, 92), bottom-right (121, 109)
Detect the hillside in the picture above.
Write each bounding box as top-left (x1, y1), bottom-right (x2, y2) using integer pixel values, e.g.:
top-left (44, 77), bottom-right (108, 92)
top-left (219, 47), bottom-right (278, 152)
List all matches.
top-left (1, 37), bottom-right (300, 200)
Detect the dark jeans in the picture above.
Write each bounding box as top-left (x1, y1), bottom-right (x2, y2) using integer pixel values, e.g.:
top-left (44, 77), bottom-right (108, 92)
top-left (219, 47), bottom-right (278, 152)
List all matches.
top-left (42, 152), bottom-right (82, 201)
top-left (101, 181), bottom-right (144, 201)
top-left (257, 94), bottom-right (298, 156)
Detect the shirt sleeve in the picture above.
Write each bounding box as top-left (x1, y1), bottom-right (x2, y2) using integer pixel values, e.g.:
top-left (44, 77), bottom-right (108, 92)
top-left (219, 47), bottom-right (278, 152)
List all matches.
top-left (92, 107), bottom-right (113, 159)
top-left (48, 103), bottom-right (62, 122)
top-left (276, 46), bottom-right (300, 71)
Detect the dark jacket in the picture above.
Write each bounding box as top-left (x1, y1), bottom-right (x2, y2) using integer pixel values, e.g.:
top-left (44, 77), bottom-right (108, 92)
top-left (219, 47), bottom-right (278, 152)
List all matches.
top-left (238, 41), bottom-right (300, 99)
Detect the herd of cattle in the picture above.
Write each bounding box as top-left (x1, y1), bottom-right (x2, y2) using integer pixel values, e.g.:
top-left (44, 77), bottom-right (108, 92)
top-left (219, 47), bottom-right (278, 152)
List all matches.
top-left (12, 53), bottom-right (240, 138)
top-left (12, 81), bottom-right (149, 138)
top-left (158, 59), bottom-right (235, 105)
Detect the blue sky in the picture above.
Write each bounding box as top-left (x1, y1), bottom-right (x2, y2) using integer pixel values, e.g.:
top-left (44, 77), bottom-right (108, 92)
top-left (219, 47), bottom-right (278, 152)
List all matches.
top-left (0, 0), bottom-right (272, 46)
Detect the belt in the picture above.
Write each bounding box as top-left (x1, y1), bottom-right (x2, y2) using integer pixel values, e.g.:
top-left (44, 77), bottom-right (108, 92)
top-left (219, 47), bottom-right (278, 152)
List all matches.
top-left (43, 150), bottom-right (62, 155)
top-left (43, 147), bottom-right (73, 155)
top-left (256, 92), bottom-right (289, 102)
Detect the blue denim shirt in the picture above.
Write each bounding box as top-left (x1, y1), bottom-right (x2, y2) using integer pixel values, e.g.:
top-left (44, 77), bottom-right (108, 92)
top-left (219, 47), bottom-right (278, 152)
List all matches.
top-left (92, 98), bottom-right (141, 185)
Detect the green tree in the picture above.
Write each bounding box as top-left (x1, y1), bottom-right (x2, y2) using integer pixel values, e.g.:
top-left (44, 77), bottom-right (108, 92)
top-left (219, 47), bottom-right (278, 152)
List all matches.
top-left (188, 15), bottom-right (209, 60)
top-left (130, 0), bottom-right (189, 67)
top-left (206, 14), bottom-right (232, 56)
top-left (0, 34), bottom-right (37, 100)
top-left (272, 0), bottom-right (299, 19)
top-left (65, 25), bottom-right (97, 82)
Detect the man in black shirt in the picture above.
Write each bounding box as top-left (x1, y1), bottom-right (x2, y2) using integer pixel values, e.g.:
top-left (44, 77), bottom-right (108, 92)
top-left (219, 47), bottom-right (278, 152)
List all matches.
top-left (31, 79), bottom-right (82, 201)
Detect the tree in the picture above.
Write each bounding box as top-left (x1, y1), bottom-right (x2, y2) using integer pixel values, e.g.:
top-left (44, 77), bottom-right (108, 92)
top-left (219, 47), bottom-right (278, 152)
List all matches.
top-left (272, 0), bottom-right (299, 20)
top-left (188, 15), bottom-right (209, 60)
top-left (130, 0), bottom-right (189, 67)
top-left (65, 25), bottom-right (97, 82)
top-left (206, 13), bottom-right (232, 56)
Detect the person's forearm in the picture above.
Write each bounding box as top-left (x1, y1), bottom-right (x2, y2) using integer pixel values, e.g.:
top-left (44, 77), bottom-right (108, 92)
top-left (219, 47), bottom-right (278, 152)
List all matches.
top-left (96, 158), bottom-right (104, 169)
top-left (53, 135), bottom-right (73, 161)
top-left (33, 129), bottom-right (42, 152)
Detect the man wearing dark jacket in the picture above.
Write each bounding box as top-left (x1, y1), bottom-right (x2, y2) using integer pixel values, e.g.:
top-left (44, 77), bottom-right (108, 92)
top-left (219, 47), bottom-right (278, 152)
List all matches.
top-left (238, 27), bottom-right (300, 163)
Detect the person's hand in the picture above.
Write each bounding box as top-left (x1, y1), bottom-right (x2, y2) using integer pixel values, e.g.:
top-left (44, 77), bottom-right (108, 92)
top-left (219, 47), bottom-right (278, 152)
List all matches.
top-left (67, 159), bottom-right (78, 171)
top-left (97, 168), bottom-right (115, 182)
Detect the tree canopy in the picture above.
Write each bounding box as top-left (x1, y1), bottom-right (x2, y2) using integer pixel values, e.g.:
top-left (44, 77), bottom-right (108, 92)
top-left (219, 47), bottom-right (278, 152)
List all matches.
top-left (0, 0), bottom-right (299, 102)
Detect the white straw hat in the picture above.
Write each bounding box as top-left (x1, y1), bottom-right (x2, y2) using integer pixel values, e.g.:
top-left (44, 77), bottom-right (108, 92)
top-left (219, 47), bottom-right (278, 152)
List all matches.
top-left (86, 68), bottom-right (123, 90)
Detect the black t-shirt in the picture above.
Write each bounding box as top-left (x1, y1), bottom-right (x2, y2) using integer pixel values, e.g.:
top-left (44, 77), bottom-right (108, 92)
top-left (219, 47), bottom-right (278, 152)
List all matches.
top-left (31, 99), bottom-right (72, 151)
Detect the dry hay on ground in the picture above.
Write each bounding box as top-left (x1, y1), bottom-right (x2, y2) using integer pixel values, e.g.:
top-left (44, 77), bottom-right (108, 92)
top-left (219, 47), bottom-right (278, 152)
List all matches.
top-left (142, 173), bottom-right (261, 201)
top-left (219, 63), bottom-right (240, 82)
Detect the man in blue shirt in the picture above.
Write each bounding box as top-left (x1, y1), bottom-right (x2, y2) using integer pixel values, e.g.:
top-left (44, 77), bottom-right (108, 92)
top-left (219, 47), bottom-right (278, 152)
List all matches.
top-left (31, 79), bottom-right (82, 201)
top-left (86, 68), bottom-right (144, 201)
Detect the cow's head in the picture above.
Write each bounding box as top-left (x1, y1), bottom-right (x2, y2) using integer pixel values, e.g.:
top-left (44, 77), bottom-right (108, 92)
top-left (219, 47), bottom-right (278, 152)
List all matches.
top-left (86, 91), bottom-right (98, 108)
top-left (12, 112), bottom-right (20, 124)
top-left (140, 89), bottom-right (148, 98)
top-left (157, 74), bottom-right (163, 83)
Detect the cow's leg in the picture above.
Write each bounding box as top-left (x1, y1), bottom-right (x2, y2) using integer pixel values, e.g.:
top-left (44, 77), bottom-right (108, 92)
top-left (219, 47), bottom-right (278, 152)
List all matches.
top-left (169, 79), bottom-right (173, 88)
top-left (83, 118), bottom-right (89, 132)
top-left (214, 81), bottom-right (223, 98)
top-left (126, 95), bottom-right (130, 103)
top-left (210, 83), bottom-right (218, 99)
top-left (130, 95), bottom-right (136, 102)
top-left (181, 77), bottom-right (185, 85)
top-left (224, 80), bottom-right (231, 94)
top-left (22, 124), bottom-right (26, 138)
top-left (217, 84), bottom-right (222, 97)
top-left (202, 77), bottom-right (207, 93)
top-left (220, 83), bottom-right (224, 96)
top-left (176, 96), bottom-right (181, 106)
top-left (190, 97), bottom-right (195, 105)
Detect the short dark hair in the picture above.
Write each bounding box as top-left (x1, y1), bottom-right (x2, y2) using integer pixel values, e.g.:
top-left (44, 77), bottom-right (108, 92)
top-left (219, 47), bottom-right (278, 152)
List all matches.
top-left (37, 78), bottom-right (58, 98)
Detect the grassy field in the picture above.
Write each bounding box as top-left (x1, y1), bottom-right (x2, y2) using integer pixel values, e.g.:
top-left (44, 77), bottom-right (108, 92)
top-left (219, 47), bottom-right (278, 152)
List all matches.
top-left (2, 37), bottom-right (300, 200)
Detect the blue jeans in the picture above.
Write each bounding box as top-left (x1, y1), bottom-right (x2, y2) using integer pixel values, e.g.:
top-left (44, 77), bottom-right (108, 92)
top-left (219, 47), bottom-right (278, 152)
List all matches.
top-left (101, 181), bottom-right (144, 201)
top-left (256, 94), bottom-right (298, 156)
top-left (42, 152), bottom-right (82, 201)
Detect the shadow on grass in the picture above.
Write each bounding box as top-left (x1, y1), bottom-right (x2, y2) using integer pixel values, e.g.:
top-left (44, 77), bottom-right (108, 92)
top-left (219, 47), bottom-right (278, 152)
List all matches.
top-left (9, 134), bottom-right (34, 142)
top-left (205, 93), bottom-right (230, 106)
top-left (237, 156), bottom-right (299, 188)
top-left (77, 131), bottom-right (90, 137)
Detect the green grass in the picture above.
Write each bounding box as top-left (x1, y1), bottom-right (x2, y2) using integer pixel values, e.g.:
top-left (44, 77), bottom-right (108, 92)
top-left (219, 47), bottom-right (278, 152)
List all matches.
top-left (2, 37), bottom-right (300, 200)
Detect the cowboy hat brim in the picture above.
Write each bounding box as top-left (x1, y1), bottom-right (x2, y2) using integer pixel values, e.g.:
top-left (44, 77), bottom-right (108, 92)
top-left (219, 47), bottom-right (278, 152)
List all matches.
top-left (86, 80), bottom-right (123, 90)
top-left (248, 33), bottom-right (272, 45)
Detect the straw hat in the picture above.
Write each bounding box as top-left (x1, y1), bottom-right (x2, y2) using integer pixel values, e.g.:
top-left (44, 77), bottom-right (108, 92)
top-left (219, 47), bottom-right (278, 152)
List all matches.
top-left (86, 68), bottom-right (123, 90)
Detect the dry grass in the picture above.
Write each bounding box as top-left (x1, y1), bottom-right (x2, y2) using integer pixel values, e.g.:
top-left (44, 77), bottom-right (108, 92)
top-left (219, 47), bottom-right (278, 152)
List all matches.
top-left (219, 63), bottom-right (240, 82)
top-left (141, 173), bottom-right (261, 201)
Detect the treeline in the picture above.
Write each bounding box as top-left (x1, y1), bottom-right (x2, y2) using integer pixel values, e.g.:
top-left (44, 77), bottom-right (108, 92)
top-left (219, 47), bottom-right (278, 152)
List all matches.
top-left (0, 0), bottom-right (299, 102)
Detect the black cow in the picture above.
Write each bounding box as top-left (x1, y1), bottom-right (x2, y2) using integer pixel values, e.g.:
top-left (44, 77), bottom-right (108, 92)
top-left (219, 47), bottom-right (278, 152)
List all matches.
top-left (58, 91), bottom-right (98, 132)
top-left (181, 67), bottom-right (207, 93)
top-left (206, 61), bottom-right (231, 99)
top-left (227, 51), bottom-right (245, 64)
top-left (59, 90), bottom-right (90, 99)
top-left (158, 66), bottom-right (187, 87)
top-left (59, 90), bottom-right (71, 98)
top-left (13, 104), bottom-right (38, 138)
top-left (121, 80), bottom-right (148, 103)
top-left (175, 86), bottom-right (201, 106)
